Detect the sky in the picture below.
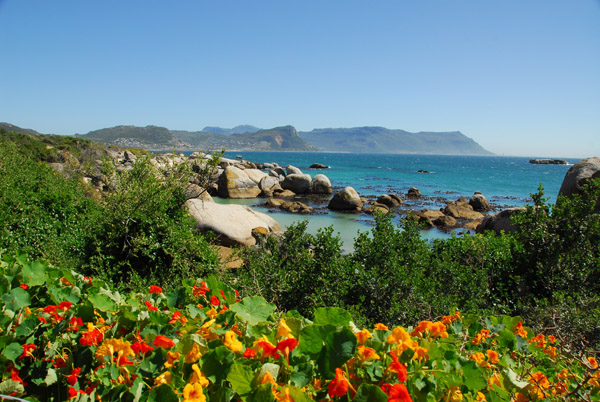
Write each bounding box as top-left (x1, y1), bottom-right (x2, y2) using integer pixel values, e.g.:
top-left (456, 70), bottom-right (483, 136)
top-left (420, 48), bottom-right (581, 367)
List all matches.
top-left (0, 1), bottom-right (599, 158)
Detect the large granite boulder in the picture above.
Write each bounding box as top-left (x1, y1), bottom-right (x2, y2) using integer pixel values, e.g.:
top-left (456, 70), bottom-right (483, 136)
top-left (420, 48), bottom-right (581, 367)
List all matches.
top-left (377, 194), bottom-right (403, 208)
top-left (476, 207), bottom-right (525, 235)
top-left (469, 191), bottom-right (491, 211)
top-left (286, 165), bottom-right (303, 175)
top-left (281, 174), bottom-right (312, 194)
top-left (259, 176), bottom-right (283, 197)
top-left (184, 184), bottom-right (213, 201)
top-left (407, 187), bottom-right (421, 198)
top-left (328, 187), bottom-right (363, 211)
top-left (443, 201), bottom-right (484, 220)
top-left (311, 174), bottom-right (332, 194)
top-left (269, 167), bottom-right (286, 179)
top-left (244, 169), bottom-right (268, 184)
top-left (217, 166), bottom-right (261, 198)
top-left (185, 199), bottom-right (281, 246)
top-left (558, 157), bottom-right (600, 210)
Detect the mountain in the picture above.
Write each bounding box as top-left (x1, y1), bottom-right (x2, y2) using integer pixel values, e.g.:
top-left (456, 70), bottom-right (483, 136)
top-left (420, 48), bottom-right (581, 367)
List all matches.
top-left (298, 127), bottom-right (493, 155)
top-left (232, 126), bottom-right (318, 151)
top-left (75, 125), bottom-right (180, 149)
top-left (0, 122), bottom-right (44, 137)
top-left (201, 125), bottom-right (261, 135)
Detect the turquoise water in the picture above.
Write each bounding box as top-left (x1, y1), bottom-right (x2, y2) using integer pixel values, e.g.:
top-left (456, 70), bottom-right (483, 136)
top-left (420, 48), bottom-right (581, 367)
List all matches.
top-left (213, 152), bottom-right (579, 250)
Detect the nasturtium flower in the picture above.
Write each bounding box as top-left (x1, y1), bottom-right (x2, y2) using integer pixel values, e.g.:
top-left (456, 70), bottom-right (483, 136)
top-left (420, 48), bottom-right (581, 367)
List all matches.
top-left (66, 367), bottom-right (81, 386)
top-left (223, 330), bottom-right (243, 353)
top-left (185, 342), bottom-right (202, 363)
top-left (328, 368), bottom-right (349, 398)
top-left (95, 338), bottom-right (135, 366)
top-left (357, 345), bottom-right (380, 361)
top-left (476, 391), bottom-right (486, 401)
top-left (387, 327), bottom-right (412, 346)
top-left (470, 352), bottom-right (487, 367)
top-left (193, 282), bottom-right (210, 296)
top-left (430, 322), bottom-right (449, 338)
top-left (383, 383), bottom-right (413, 402)
top-left (183, 382), bottom-right (206, 402)
top-left (374, 323), bottom-right (389, 331)
top-left (472, 329), bottom-right (490, 345)
top-left (513, 392), bottom-right (528, 402)
top-left (190, 364), bottom-right (210, 387)
top-left (131, 336), bottom-right (154, 356)
top-left (355, 328), bottom-right (372, 344)
top-left (486, 350), bottom-right (499, 364)
top-left (149, 285), bottom-right (163, 294)
top-left (169, 310), bottom-right (188, 325)
top-left (588, 356), bottom-right (599, 368)
top-left (144, 300), bottom-right (158, 311)
top-left (529, 371), bottom-right (550, 398)
top-left (210, 295), bottom-right (220, 306)
top-left (260, 372), bottom-right (277, 386)
top-left (255, 337), bottom-right (280, 360)
top-left (154, 371), bottom-right (172, 387)
top-left (243, 348), bottom-right (257, 358)
top-left (488, 373), bottom-right (502, 389)
top-left (206, 308), bottom-right (218, 319)
top-left (387, 351), bottom-right (408, 382)
top-left (68, 386), bottom-right (85, 399)
top-left (443, 385), bottom-right (463, 402)
top-left (513, 321), bottom-right (528, 338)
top-left (276, 319), bottom-right (293, 339)
top-left (164, 351), bottom-right (181, 368)
top-left (442, 311), bottom-right (461, 325)
top-left (153, 335), bottom-right (176, 348)
top-left (411, 321), bottom-right (433, 337)
top-left (276, 338), bottom-right (298, 364)
top-left (20, 283), bottom-right (28, 290)
top-left (19, 344), bottom-right (37, 359)
top-left (275, 387), bottom-right (295, 402)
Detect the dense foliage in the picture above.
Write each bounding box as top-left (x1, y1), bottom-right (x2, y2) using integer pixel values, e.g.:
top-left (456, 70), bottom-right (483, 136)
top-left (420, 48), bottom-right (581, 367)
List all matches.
top-left (1, 256), bottom-right (599, 401)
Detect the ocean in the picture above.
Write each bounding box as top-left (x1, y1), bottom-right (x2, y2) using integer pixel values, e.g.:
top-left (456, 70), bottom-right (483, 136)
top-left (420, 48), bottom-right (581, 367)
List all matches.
top-left (213, 152), bottom-right (580, 251)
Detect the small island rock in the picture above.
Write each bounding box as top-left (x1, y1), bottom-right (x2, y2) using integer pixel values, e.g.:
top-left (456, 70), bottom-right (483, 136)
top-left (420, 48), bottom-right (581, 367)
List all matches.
top-left (328, 187), bottom-right (363, 211)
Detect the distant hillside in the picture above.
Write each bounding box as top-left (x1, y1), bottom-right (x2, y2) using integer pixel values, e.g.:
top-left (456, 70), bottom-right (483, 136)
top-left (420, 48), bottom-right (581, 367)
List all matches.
top-left (0, 122), bottom-right (44, 137)
top-left (232, 126), bottom-right (318, 151)
top-left (75, 125), bottom-right (180, 149)
top-left (201, 125), bottom-right (261, 135)
top-left (298, 127), bottom-right (493, 155)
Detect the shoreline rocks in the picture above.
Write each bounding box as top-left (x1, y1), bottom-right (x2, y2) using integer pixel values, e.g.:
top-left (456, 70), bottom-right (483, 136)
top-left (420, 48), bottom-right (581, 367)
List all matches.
top-left (529, 159), bottom-right (568, 165)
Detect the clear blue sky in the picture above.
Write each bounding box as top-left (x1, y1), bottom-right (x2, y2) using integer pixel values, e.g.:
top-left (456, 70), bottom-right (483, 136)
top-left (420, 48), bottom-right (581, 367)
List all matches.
top-left (1, 1), bottom-right (598, 157)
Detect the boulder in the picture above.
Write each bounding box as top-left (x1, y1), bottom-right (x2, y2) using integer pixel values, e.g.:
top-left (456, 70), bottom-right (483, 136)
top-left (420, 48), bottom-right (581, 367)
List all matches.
top-left (443, 202), bottom-right (484, 220)
top-left (275, 189), bottom-right (296, 198)
top-left (185, 199), bottom-right (281, 247)
top-left (558, 157), bottom-right (600, 210)
top-left (464, 219), bottom-right (484, 231)
top-left (311, 174), bottom-right (332, 194)
top-left (217, 166), bottom-right (261, 198)
top-left (281, 173), bottom-right (312, 194)
top-left (476, 207), bottom-right (526, 235)
top-left (244, 169), bottom-right (268, 184)
top-left (328, 187), bottom-right (363, 211)
top-left (310, 163), bottom-right (329, 169)
top-left (286, 165), bottom-right (303, 175)
top-left (389, 194), bottom-right (404, 205)
top-left (264, 198), bottom-right (312, 214)
top-left (269, 167), bottom-right (286, 179)
top-left (377, 194), bottom-right (402, 208)
top-left (420, 209), bottom-right (445, 219)
top-left (411, 212), bottom-right (434, 229)
top-left (407, 187), bottom-right (421, 198)
top-left (259, 176), bottom-right (283, 197)
top-left (184, 184), bottom-right (212, 201)
top-left (364, 203), bottom-right (390, 215)
top-left (469, 191), bottom-right (491, 211)
top-left (433, 215), bottom-right (457, 228)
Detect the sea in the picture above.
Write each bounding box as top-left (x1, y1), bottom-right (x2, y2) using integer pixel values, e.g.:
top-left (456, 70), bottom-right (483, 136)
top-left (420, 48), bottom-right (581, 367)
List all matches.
top-left (210, 152), bottom-right (580, 252)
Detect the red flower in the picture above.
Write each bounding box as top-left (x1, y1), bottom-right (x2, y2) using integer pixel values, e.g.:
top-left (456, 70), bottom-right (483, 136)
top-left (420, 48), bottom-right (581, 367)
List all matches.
top-left (66, 368), bottom-right (81, 386)
top-left (67, 317), bottom-right (84, 331)
top-left (192, 282), bottom-right (210, 296)
top-left (132, 336), bottom-right (154, 355)
top-left (328, 368), bottom-right (349, 398)
top-left (383, 384), bottom-right (412, 402)
top-left (149, 285), bottom-right (163, 294)
top-left (80, 328), bottom-right (104, 346)
top-left (58, 301), bottom-right (73, 311)
top-left (144, 300), bottom-right (158, 311)
top-left (243, 348), bottom-right (256, 358)
top-left (235, 289), bottom-right (241, 302)
top-left (9, 365), bottom-right (26, 386)
top-left (387, 351), bottom-right (407, 382)
top-left (20, 283), bottom-right (29, 290)
top-left (68, 386), bottom-right (85, 399)
top-left (276, 338), bottom-right (298, 364)
top-left (210, 295), bottom-right (220, 306)
top-left (256, 339), bottom-right (280, 360)
top-left (19, 344), bottom-right (36, 359)
top-left (153, 335), bottom-right (175, 348)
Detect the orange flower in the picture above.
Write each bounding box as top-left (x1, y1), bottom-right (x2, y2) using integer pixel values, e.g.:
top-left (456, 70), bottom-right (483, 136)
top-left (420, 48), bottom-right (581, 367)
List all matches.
top-left (411, 321), bottom-right (433, 337)
top-left (442, 311), bottom-right (461, 325)
top-left (443, 385), bottom-right (463, 402)
top-left (193, 282), bottom-right (210, 296)
top-left (488, 373), bottom-right (501, 389)
top-left (513, 392), bottom-right (528, 402)
top-left (185, 342), bottom-right (202, 363)
top-left (476, 392), bottom-right (486, 401)
top-left (260, 371), bottom-right (277, 386)
top-left (357, 345), bottom-right (380, 361)
top-left (486, 350), bottom-right (499, 364)
top-left (164, 351), bottom-right (181, 368)
top-left (544, 346), bottom-right (557, 358)
top-left (131, 336), bottom-right (154, 356)
top-left (387, 351), bottom-right (407, 382)
top-left (383, 383), bottom-right (413, 402)
top-left (275, 387), bottom-right (295, 402)
top-left (355, 329), bottom-right (372, 345)
top-left (154, 371), bottom-right (172, 387)
top-left (328, 368), bottom-right (349, 398)
top-left (513, 321), bottom-right (528, 338)
top-left (470, 352), bottom-right (487, 367)
top-left (387, 327), bottom-right (412, 346)
top-left (243, 348), bottom-right (256, 358)
top-left (588, 356), bottom-right (599, 368)
top-left (472, 329), bottom-right (490, 345)
top-left (430, 322), bottom-right (449, 338)
top-left (374, 323), bottom-right (389, 331)
top-left (144, 300), bottom-right (158, 312)
top-left (153, 335), bottom-right (175, 349)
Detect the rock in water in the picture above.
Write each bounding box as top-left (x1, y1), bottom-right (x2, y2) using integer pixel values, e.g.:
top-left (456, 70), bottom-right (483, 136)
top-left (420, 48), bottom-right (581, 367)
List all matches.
top-left (310, 163), bottom-right (329, 169)
top-left (469, 191), bottom-right (491, 211)
top-left (558, 157), bottom-right (600, 210)
top-left (185, 199), bottom-right (281, 246)
top-left (328, 187), bottom-right (363, 211)
top-left (311, 174), bottom-right (332, 194)
top-left (407, 187), bottom-right (421, 198)
top-left (217, 166), bottom-right (261, 198)
top-left (476, 207), bottom-right (526, 235)
top-left (281, 173), bottom-right (312, 194)
top-left (285, 165), bottom-right (303, 175)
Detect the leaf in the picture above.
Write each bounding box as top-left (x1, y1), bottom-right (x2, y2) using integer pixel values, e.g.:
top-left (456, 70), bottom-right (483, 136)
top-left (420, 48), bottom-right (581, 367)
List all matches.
top-left (201, 346), bottom-right (235, 385)
top-left (230, 296), bottom-right (276, 326)
top-left (44, 368), bottom-right (58, 386)
top-left (353, 384), bottom-right (388, 402)
top-left (0, 379), bottom-right (24, 396)
top-left (4, 342), bottom-right (24, 361)
top-left (148, 384), bottom-right (179, 402)
top-left (165, 287), bottom-right (187, 309)
top-left (298, 325), bottom-right (333, 357)
top-left (505, 368), bottom-right (529, 390)
top-left (87, 291), bottom-right (117, 312)
top-left (248, 383), bottom-right (275, 402)
top-left (462, 360), bottom-right (487, 391)
top-left (131, 377), bottom-right (146, 402)
top-left (317, 326), bottom-right (357, 378)
top-left (22, 261), bottom-right (47, 287)
top-left (2, 287), bottom-right (31, 311)
top-left (187, 304), bottom-right (207, 320)
top-left (313, 307), bottom-right (352, 327)
top-left (227, 362), bottom-right (254, 400)
top-left (286, 386), bottom-right (314, 402)
top-left (290, 363), bottom-right (313, 388)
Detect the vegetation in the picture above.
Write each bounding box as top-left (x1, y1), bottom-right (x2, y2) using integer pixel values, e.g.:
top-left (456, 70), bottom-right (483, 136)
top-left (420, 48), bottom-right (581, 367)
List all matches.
top-left (1, 130), bottom-right (599, 400)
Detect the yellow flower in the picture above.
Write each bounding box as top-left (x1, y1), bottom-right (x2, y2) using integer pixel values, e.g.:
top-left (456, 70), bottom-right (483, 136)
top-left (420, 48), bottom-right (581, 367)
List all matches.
top-left (223, 330), bottom-right (243, 353)
top-left (206, 308), bottom-right (218, 319)
top-left (189, 364), bottom-right (210, 387)
top-left (164, 351), bottom-right (181, 368)
top-left (430, 321), bottom-right (449, 338)
top-left (355, 329), bottom-right (372, 345)
top-left (470, 352), bottom-right (487, 367)
top-left (276, 319), bottom-right (294, 339)
top-left (185, 342), bottom-right (202, 363)
top-left (444, 385), bottom-right (463, 402)
top-left (488, 373), bottom-right (502, 389)
top-left (357, 345), bottom-right (380, 361)
top-left (476, 391), bottom-right (486, 401)
top-left (183, 382), bottom-right (206, 402)
top-left (154, 371), bottom-right (172, 387)
top-left (94, 338), bottom-right (135, 366)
